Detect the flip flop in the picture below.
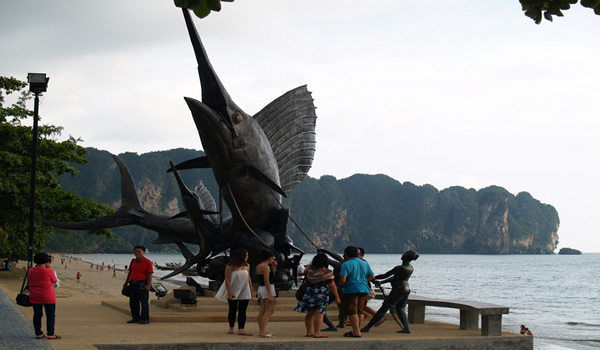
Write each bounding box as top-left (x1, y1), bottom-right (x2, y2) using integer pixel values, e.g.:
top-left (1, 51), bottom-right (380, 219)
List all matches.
top-left (227, 330), bottom-right (235, 334)
top-left (313, 334), bottom-right (328, 338)
top-left (35, 334), bottom-right (46, 339)
top-left (237, 332), bottom-right (253, 336)
top-left (343, 331), bottom-right (361, 337)
top-left (258, 333), bottom-right (274, 338)
top-left (305, 334), bottom-right (314, 337)
top-left (47, 335), bottom-right (62, 340)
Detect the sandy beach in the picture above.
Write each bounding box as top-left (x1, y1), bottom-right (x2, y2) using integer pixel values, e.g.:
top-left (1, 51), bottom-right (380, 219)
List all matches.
top-left (0, 255), bottom-right (194, 350)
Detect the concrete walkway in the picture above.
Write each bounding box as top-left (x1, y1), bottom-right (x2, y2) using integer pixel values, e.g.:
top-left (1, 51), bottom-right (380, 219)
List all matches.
top-left (0, 269), bottom-right (532, 350)
top-left (0, 285), bottom-right (53, 350)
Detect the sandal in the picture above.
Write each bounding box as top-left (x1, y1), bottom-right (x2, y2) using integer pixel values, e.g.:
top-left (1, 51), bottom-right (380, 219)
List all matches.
top-left (47, 335), bottom-right (62, 340)
top-left (343, 331), bottom-right (361, 338)
top-left (305, 334), bottom-right (314, 337)
top-left (35, 334), bottom-right (46, 339)
top-left (237, 332), bottom-right (253, 336)
top-left (313, 334), bottom-right (328, 338)
top-left (227, 330), bottom-right (235, 334)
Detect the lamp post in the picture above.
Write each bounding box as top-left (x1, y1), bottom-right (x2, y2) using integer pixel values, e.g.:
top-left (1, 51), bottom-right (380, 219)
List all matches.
top-left (26, 73), bottom-right (49, 269)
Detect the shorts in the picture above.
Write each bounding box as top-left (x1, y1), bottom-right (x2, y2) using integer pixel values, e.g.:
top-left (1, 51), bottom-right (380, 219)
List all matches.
top-left (257, 285), bottom-right (276, 299)
top-left (341, 292), bottom-right (369, 316)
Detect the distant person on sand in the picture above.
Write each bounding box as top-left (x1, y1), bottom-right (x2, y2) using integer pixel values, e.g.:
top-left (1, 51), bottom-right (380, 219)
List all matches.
top-left (215, 248), bottom-right (253, 336)
top-left (29, 252), bottom-right (61, 340)
top-left (339, 246), bottom-right (375, 337)
top-left (520, 324), bottom-right (533, 336)
top-left (123, 245), bottom-right (153, 324)
top-left (362, 249), bottom-right (419, 334)
top-left (76, 272), bottom-right (81, 283)
top-left (256, 250), bottom-right (277, 337)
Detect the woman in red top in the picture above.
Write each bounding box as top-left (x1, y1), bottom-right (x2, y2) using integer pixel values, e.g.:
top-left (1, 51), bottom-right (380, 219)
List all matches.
top-left (28, 252), bottom-right (61, 339)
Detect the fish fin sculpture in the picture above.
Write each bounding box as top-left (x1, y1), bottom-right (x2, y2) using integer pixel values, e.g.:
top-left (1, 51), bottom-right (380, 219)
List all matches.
top-left (254, 85), bottom-right (317, 194)
top-left (245, 165), bottom-right (287, 198)
top-left (169, 211), bottom-right (190, 220)
top-left (44, 156), bottom-right (215, 260)
top-left (167, 156), bottom-right (211, 172)
top-left (43, 155), bottom-right (147, 230)
top-left (162, 242), bottom-right (201, 279)
top-left (169, 160), bottom-right (214, 256)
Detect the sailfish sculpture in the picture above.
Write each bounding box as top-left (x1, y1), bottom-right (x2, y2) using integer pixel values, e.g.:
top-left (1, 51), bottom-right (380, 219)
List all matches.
top-left (44, 9), bottom-right (317, 282)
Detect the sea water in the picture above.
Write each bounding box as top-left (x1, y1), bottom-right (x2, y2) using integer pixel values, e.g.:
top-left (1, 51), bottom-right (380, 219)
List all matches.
top-left (66, 252), bottom-right (600, 350)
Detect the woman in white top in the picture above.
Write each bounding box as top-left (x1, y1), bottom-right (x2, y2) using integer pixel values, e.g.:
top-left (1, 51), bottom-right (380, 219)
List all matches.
top-left (215, 248), bottom-right (253, 335)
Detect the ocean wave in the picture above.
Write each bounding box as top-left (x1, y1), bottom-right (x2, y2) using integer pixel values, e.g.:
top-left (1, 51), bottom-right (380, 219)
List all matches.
top-left (541, 336), bottom-right (600, 343)
top-left (566, 321), bottom-right (600, 328)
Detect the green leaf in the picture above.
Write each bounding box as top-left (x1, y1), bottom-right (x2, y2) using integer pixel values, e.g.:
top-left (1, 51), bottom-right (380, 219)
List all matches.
top-left (206, 0), bottom-right (222, 11)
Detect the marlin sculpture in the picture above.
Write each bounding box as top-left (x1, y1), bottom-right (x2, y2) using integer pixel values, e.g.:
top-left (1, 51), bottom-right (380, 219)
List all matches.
top-left (44, 9), bottom-right (317, 282)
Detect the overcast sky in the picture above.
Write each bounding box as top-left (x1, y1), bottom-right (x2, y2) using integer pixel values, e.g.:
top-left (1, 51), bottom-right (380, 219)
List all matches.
top-left (2, 1), bottom-right (599, 252)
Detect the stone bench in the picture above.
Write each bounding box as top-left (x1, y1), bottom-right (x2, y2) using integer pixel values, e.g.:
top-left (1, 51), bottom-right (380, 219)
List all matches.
top-left (406, 295), bottom-right (509, 336)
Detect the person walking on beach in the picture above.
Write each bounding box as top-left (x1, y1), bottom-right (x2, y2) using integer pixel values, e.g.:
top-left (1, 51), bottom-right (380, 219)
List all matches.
top-left (256, 251), bottom-right (277, 337)
top-left (215, 248), bottom-right (253, 336)
top-left (29, 252), bottom-right (61, 340)
top-left (339, 246), bottom-right (375, 337)
top-left (123, 245), bottom-right (153, 324)
top-left (294, 253), bottom-right (341, 338)
top-left (76, 272), bottom-right (81, 283)
top-left (361, 249), bottom-right (419, 334)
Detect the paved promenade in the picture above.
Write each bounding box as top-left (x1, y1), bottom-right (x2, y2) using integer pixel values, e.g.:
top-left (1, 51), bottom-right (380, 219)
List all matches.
top-left (0, 286), bottom-right (53, 350)
top-left (0, 266), bottom-right (532, 350)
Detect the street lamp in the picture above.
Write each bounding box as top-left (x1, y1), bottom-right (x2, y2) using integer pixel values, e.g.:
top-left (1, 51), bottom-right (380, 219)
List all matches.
top-left (26, 73), bottom-right (49, 268)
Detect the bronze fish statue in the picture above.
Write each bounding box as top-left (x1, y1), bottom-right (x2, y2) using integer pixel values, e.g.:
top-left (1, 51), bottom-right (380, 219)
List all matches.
top-left (45, 9), bottom-right (317, 283)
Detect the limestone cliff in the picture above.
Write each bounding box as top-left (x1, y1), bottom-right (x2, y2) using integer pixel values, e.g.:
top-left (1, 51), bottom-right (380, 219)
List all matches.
top-left (56, 148), bottom-right (560, 254)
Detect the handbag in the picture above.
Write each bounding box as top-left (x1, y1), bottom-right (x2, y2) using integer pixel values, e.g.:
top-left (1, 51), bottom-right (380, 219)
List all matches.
top-left (16, 269), bottom-right (32, 307)
top-left (295, 282), bottom-right (306, 301)
top-left (121, 258), bottom-right (135, 297)
top-left (121, 284), bottom-right (130, 297)
top-left (367, 287), bottom-right (376, 300)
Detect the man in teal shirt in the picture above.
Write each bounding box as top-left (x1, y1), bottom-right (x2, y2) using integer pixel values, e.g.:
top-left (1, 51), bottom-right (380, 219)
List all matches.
top-left (339, 246), bottom-right (375, 337)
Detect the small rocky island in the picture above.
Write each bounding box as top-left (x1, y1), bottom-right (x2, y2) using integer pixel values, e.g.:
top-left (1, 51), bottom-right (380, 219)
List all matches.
top-left (558, 247), bottom-right (582, 255)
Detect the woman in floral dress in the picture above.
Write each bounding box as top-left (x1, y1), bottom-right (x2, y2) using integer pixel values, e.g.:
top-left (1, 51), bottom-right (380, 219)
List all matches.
top-left (294, 253), bottom-right (341, 338)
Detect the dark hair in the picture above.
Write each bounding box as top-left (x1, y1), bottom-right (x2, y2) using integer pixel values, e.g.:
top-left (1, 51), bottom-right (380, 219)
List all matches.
top-left (133, 245), bottom-right (146, 252)
top-left (261, 250), bottom-right (274, 261)
top-left (229, 248), bottom-right (248, 268)
top-left (358, 247), bottom-right (365, 257)
top-left (344, 246), bottom-right (359, 258)
top-left (311, 253), bottom-right (329, 269)
top-left (33, 252), bottom-right (50, 265)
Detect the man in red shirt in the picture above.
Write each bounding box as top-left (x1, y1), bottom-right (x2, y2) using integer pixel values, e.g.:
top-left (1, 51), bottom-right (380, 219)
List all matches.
top-left (123, 246), bottom-right (153, 324)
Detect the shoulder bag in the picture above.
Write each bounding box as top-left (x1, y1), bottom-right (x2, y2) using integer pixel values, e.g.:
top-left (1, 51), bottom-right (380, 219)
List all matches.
top-left (16, 269), bottom-right (32, 307)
